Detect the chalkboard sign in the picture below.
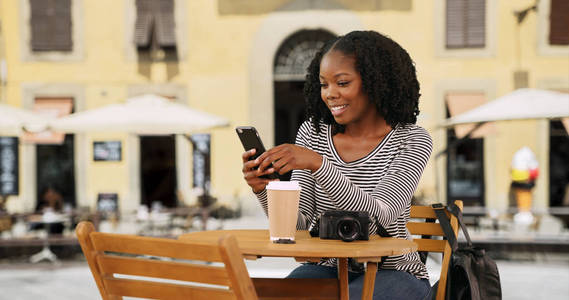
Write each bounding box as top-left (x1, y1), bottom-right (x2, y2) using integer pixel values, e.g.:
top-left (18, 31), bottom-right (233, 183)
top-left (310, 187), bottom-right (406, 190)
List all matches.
top-left (0, 137), bottom-right (18, 195)
top-left (93, 141), bottom-right (122, 161)
top-left (190, 134), bottom-right (211, 194)
top-left (97, 192), bottom-right (119, 213)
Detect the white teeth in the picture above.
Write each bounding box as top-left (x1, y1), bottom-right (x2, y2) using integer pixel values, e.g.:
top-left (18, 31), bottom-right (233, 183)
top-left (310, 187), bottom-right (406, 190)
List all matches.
top-left (331, 105), bottom-right (347, 111)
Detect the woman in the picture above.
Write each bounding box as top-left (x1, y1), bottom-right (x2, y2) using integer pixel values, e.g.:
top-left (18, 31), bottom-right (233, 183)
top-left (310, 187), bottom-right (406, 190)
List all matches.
top-left (242, 30), bottom-right (432, 300)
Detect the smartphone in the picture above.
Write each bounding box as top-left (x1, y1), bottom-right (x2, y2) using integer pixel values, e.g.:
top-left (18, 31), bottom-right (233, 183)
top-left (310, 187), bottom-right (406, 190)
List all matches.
top-left (235, 126), bottom-right (279, 180)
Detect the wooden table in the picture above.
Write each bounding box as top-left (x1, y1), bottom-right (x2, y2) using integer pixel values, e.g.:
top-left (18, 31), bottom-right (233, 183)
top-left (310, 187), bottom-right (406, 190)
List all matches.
top-left (179, 229), bottom-right (417, 300)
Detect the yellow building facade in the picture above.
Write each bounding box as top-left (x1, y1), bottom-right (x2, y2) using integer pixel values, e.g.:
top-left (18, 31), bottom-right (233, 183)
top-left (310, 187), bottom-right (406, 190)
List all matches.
top-left (0, 0), bottom-right (567, 215)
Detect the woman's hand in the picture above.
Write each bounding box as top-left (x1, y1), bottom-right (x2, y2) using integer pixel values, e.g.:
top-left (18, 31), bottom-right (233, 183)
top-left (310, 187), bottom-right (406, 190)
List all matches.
top-left (242, 149), bottom-right (276, 193)
top-left (256, 144), bottom-right (322, 175)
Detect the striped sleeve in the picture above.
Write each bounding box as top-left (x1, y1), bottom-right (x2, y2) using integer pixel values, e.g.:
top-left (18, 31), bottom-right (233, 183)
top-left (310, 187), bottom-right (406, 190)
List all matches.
top-left (254, 189), bottom-right (269, 217)
top-left (311, 127), bottom-right (433, 228)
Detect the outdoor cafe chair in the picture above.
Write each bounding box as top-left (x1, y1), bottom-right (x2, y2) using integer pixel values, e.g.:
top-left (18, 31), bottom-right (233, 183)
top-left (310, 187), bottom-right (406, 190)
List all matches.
top-left (76, 221), bottom-right (258, 300)
top-left (407, 200), bottom-right (462, 300)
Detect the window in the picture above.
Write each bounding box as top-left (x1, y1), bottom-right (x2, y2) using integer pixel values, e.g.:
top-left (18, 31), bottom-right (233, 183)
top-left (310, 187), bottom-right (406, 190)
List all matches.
top-left (29, 0), bottom-right (72, 52)
top-left (446, 0), bottom-right (485, 49)
top-left (134, 0), bottom-right (176, 51)
top-left (549, 0), bottom-right (569, 45)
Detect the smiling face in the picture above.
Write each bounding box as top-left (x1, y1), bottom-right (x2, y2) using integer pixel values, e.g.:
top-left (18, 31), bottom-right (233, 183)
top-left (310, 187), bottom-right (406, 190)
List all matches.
top-left (319, 50), bottom-right (378, 126)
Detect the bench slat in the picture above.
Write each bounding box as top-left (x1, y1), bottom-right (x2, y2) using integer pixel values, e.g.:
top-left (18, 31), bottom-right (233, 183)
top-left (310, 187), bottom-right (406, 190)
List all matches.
top-left (103, 276), bottom-right (236, 300)
top-left (97, 255), bottom-right (231, 286)
top-left (410, 206), bottom-right (452, 219)
top-left (90, 232), bottom-right (223, 262)
top-left (413, 238), bottom-right (447, 252)
top-left (407, 222), bottom-right (444, 236)
top-left (410, 206), bottom-right (437, 218)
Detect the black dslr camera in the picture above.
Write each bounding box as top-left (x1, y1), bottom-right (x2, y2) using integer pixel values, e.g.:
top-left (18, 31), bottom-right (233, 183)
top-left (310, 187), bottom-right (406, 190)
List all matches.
top-left (311, 210), bottom-right (370, 242)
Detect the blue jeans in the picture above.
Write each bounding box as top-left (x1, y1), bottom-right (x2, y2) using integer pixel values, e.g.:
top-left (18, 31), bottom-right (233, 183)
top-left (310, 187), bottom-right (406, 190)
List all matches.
top-left (287, 264), bottom-right (432, 300)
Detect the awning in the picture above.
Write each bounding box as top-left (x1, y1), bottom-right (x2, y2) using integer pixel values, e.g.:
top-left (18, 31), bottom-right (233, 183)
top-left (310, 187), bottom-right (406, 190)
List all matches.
top-left (0, 103), bottom-right (48, 136)
top-left (440, 88), bottom-right (569, 128)
top-left (49, 94), bottom-right (230, 135)
top-left (445, 92), bottom-right (494, 138)
top-left (22, 98), bottom-right (73, 144)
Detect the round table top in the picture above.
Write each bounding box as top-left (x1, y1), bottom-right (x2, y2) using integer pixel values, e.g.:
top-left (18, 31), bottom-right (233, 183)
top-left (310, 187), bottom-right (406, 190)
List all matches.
top-left (179, 229), bottom-right (417, 260)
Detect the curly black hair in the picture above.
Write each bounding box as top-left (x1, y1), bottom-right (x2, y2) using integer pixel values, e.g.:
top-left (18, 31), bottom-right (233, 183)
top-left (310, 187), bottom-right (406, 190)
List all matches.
top-left (304, 30), bottom-right (420, 133)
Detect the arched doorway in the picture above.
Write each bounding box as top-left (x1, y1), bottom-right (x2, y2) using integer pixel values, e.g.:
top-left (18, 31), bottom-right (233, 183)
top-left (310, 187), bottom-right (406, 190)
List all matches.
top-left (273, 30), bottom-right (336, 179)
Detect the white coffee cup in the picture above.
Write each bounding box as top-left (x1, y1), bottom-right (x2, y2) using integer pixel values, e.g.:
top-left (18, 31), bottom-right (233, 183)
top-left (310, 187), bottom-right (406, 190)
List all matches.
top-left (266, 181), bottom-right (301, 243)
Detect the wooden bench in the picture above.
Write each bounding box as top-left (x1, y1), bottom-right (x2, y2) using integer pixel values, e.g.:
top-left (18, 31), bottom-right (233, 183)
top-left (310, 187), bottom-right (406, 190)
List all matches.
top-left (76, 221), bottom-right (258, 300)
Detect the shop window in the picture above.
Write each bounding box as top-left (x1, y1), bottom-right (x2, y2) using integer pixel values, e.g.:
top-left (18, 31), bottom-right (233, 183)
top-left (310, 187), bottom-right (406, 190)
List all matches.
top-left (549, 0), bottom-right (569, 45)
top-left (445, 92), bottom-right (487, 206)
top-left (29, 0), bottom-right (72, 52)
top-left (446, 0), bottom-right (485, 49)
top-left (134, 0), bottom-right (176, 60)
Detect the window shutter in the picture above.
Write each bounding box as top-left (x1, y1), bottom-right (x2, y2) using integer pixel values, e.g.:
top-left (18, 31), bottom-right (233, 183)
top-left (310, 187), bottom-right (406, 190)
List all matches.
top-left (549, 0), bottom-right (569, 45)
top-left (135, 0), bottom-right (154, 48)
top-left (30, 0), bottom-right (72, 51)
top-left (156, 0), bottom-right (176, 48)
top-left (134, 0), bottom-right (176, 49)
top-left (446, 0), bottom-right (486, 49)
top-left (53, 0), bottom-right (72, 50)
top-left (30, 0), bottom-right (51, 51)
top-left (466, 0), bottom-right (485, 47)
top-left (446, 0), bottom-right (465, 48)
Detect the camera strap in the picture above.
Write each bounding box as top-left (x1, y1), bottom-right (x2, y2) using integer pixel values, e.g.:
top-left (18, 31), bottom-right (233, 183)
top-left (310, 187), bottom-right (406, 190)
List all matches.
top-left (372, 217), bottom-right (393, 269)
top-left (374, 216), bottom-right (392, 238)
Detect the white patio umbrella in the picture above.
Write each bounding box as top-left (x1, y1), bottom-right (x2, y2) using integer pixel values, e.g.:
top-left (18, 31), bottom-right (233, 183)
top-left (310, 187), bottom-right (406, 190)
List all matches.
top-left (49, 94), bottom-right (230, 134)
top-left (0, 103), bottom-right (48, 135)
top-left (440, 88), bottom-right (569, 127)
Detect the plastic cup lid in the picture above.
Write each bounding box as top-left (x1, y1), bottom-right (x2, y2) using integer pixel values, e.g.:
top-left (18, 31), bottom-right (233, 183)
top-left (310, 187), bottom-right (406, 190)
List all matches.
top-left (267, 181), bottom-right (301, 191)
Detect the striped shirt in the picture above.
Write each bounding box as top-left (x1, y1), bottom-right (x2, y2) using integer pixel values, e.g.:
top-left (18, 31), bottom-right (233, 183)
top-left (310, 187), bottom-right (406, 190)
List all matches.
top-left (256, 120), bottom-right (432, 279)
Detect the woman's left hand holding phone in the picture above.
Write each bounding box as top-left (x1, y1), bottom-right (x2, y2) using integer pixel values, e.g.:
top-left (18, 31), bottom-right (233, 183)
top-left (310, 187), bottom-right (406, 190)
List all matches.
top-left (242, 148), bottom-right (277, 193)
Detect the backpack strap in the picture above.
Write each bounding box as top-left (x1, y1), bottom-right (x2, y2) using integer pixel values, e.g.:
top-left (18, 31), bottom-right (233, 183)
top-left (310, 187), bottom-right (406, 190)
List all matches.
top-left (447, 203), bottom-right (473, 248)
top-left (432, 203), bottom-right (458, 251)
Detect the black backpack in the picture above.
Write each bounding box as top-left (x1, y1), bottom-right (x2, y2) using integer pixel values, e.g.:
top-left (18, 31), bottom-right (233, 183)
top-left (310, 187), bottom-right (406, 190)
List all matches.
top-left (431, 203), bottom-right (502, 300)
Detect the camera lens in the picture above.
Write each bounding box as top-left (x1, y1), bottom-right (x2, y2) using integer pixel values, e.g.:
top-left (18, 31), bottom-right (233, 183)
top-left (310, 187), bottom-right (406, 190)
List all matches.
top-left (337, 217), bottom-right (360, 242)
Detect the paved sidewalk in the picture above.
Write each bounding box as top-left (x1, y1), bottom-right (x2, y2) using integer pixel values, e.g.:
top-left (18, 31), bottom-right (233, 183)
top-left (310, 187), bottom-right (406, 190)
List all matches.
top-left (1, 257), bottom-right (568, 299)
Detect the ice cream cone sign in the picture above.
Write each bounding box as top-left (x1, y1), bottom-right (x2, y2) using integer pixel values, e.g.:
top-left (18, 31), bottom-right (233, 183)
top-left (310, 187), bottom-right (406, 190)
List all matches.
top-left (511, 147), bottom-right (538, 214)
top-left (511, 147), bottom-right (539, 184)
